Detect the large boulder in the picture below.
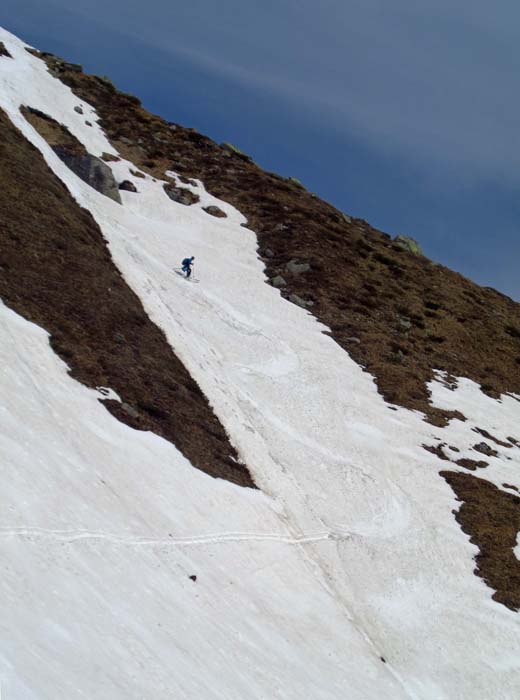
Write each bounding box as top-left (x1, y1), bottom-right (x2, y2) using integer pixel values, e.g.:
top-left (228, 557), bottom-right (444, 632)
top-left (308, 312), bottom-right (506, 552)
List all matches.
top-left (394, 235), bottom-right (423, 255)
top-left (52, 146), bottom-right (121, 203)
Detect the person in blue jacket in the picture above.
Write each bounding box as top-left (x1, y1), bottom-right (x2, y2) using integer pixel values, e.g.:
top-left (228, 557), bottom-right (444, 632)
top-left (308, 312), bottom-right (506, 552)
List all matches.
top-left (181, 256), bottom-right (195, 278)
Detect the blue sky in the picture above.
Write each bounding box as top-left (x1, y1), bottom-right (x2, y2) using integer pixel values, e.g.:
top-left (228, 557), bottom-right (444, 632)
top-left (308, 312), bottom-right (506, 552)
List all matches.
top-left (3, 1), bottom-right (519, 299)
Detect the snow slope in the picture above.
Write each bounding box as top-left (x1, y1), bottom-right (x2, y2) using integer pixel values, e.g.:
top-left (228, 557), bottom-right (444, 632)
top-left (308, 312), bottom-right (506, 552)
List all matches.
top-left (1, 27), bottom-right (519, 699)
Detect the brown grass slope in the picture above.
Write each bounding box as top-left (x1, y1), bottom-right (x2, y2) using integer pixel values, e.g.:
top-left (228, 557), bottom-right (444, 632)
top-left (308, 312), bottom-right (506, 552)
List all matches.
top-left (31, 50), bottom-right (520, 428)
top-left (0, 107), bottom-right (253, 488)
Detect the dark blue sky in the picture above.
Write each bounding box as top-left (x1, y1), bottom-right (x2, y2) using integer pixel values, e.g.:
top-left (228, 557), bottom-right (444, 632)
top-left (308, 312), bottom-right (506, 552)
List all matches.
top-left (2, 1), bottom-right (519, 299)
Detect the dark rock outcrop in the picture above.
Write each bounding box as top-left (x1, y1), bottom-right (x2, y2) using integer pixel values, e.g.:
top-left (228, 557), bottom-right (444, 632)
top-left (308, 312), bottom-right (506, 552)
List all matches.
top-left (52, 146), bottom-right (121, 203)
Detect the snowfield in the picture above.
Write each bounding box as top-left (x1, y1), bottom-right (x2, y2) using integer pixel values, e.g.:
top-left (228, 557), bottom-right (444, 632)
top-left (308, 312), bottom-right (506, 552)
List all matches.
top-left (1, 27), bottom-right (519, 699)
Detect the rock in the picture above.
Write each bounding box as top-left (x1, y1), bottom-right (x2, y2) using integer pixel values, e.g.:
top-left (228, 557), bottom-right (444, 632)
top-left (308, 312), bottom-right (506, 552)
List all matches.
top-left (346, 337), bottom-right (361, 344)
top-left (397, 317), bottom-right (412, 331)
top-left (119, 180), bottom-right (138, 193)
top-left (85, 121), bottom-right (92, 127)
top-left (101, 152), bottom-right (120, 163)
top-left (130, 169), bottom-right (145, 178)
top-left (63, 62), bottom-right (83, 73)
top-left (271, 275), bottom-right (287, 288)
top-left (473, 442), bottom-right (498, 458)
top-left (286, 259), bottom-right (311, 274)
top-left (263, 248), bottom-right (274, 258)
top-left (0, 42), bottom-right (12, 58)
top-left (119, 136), bottom-right (133, 145)
top-left (221, 142), bottom-right (252, 161)
top-left (289, 293), bottom-right (313, 308)
top-left (121, 402), bottom-right (139, 419)
top-left (203, 205), bottom-right (227, 218)
top-left (74, 105), bottom-right (84, 115)
top-left (163, 184), bottom-right (200, 206)
top-left (342, 213), bottom-right (352, 224)
top-left (394, 235), bottom-right (423, 255)
top-left (189, 575), bottom-right (197, 582)
top-left (52, 147), bottom-right (121, 203)
top-left (178, 175), bottom-right (197, 187)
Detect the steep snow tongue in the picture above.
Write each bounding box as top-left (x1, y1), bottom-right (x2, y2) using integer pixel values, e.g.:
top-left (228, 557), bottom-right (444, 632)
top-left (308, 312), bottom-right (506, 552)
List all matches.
top-left (30, 47), bottom-right (520, 427)
top-left (0, 106), bottom-right (253, 488)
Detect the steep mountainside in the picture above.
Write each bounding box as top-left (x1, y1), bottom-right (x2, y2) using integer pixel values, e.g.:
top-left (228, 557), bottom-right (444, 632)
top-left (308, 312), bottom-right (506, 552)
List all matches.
top-left (0, 27), bottom-right (519, 700)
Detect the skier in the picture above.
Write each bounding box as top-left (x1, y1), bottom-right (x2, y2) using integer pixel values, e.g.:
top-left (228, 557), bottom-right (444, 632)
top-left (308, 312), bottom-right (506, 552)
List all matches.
top-left (181, 256), bottom-right (195, 278)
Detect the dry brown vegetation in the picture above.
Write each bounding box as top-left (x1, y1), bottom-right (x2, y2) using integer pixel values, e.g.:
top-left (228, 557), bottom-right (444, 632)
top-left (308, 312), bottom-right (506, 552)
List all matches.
top-left (441, 471), bottom-right (520, 611)
top-left (0, 107), bottom-right (253, 488)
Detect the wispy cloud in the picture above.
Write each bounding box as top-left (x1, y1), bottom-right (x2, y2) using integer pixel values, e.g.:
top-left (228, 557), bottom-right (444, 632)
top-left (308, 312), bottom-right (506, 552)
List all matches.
top-left (33, 0), bottom-right (520, 185)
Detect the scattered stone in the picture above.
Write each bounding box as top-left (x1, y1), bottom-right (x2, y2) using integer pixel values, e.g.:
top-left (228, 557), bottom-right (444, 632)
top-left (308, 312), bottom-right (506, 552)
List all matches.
top-left (119, 136), bottom-right (133, 145)
top-left (52, 147), bottom-right (121, 204)
top-left (0, 42), bottom-right (13, 58)
top-left (63, 62), bottom-right (83, 73)
top-left (85, 121), bottom-right (92, 127)
top-left (203, 205), bottom-right (227, 218)
top-left (503, 483), bottom-right (519, 493)
top-left (394, 235), bottom-right (423, 255)
top-left (189, 575), bottom-right (197, 582)
top-left (286, 259), bottom-right (311, 274)
top-left (101, 152), bottom-right (120, 163)
top-left (121, 402), bottom-right (139, 419)
top-left (163, 184), bottom-right (200, 206)
top-left (221, 142), bottom-right (251, 161)
top-left (342, 213), bottom-right (352, 224)
top-left (130, 169), bottom-right (145, 178)
top-left (74, 105), bottom-right (84, 115)
top-left (346, 337), bottom-right (361, 344)
top-left (114, 333), bottom-right (126, 344)
top-left (473, 442), bottom-right (499, 458)
top-left (271, 275), bottom-right (287, 288)
top-left (289, 294), bottom-right (313, 309)
top-left (263, 248), bottom-right (274, 258)
top-left (178, 175), bottom-right (197, 186)
top-left (397, 317), bottom-right (412, 331)
top-left (119, 180), bottom-right (138, 193)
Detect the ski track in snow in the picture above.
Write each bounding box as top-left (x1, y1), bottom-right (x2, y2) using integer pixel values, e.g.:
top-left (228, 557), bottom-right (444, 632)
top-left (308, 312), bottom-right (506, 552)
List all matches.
top-left (0, 526), bottom-right (346, 547)
top-left (1, 26), bottom-right (520, 700)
